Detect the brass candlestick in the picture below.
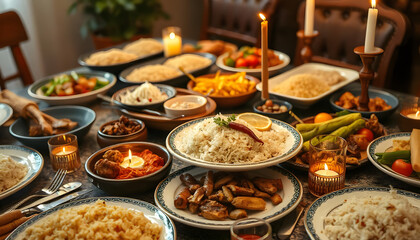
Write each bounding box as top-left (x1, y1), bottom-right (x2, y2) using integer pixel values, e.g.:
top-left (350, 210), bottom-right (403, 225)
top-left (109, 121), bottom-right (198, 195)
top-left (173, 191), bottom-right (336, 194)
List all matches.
top-left (296, 30), bottom-right (319, 65)
top-left (354, 46), bottom-right (384, 111)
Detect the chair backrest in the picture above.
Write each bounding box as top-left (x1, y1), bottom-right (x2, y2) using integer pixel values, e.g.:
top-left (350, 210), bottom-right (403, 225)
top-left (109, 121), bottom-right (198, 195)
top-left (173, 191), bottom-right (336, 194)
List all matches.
top-left (296, 0), bottom-right (408, 88)
top-left (0, 10), bottom-right (33, 89)
top-left (200, 0), bottom-right (279, 46)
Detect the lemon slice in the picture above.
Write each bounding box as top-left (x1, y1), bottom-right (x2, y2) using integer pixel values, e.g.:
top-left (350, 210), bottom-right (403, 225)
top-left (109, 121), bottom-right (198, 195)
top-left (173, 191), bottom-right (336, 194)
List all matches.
top-left (237, 112), bottom-right (272, 131)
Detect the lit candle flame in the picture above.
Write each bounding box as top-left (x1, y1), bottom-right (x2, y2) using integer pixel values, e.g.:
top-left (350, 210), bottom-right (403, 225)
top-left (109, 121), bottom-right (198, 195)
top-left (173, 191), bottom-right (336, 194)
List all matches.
top-left (169, 32), bottom-right (175, 39)
top-left (128, 149), bottom-right (132, 165)
top-left (62, 147), bottom-right (66, 153)
top-left (63, 135), bottom-right (66, 141)
top-left (371, 0), bottom-right (376, 8)
top-left (324, 163), bottom-right (329, 170)
top-left (259, 13), bottom-right (266, 21)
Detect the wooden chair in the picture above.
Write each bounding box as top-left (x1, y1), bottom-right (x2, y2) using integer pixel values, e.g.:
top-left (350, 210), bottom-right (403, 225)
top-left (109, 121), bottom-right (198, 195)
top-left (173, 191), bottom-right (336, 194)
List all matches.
top-left (295, 0), bottom-right (409, 89)
top-left (200, 0), bottom-right (280, 46)
top-left (0, 11), bottom-right (33, 90)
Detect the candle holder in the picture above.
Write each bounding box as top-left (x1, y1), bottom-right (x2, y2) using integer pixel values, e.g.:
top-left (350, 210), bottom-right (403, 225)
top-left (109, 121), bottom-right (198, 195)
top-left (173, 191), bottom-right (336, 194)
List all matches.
top-left (354, 46), bottom-right (384, 111)
top-left (399, 98), bottom-right (420, 131)
top-left (296, 30), bottom-right (319, 65)
top-left (308, 135), bottom-right (347, 197)
top-left (48, 134), bottom-right (81, 172)
top-left (162, 26), bottom-right (182, 57)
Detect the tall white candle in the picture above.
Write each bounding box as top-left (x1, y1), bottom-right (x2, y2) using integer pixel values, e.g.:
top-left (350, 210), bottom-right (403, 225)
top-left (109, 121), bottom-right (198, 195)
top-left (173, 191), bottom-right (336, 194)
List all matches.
top-left (364, 0), bottom-right (378, 53)
top-left (304, 0), bottom-right (315, 36)
top-left (259, 13), bottom-right (269, 100)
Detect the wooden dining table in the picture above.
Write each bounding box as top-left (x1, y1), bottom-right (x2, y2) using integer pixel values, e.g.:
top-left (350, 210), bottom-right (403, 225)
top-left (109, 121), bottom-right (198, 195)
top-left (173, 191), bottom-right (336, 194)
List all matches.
top-left (1, 62), bottom-right (419, 240)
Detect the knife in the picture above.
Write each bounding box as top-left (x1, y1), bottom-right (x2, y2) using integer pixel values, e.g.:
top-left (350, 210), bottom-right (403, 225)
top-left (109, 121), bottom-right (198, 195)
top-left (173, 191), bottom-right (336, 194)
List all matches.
top-left (19, 182), bottom-right (82, 211)
top-left (274, 206), bottom-right (304, 240)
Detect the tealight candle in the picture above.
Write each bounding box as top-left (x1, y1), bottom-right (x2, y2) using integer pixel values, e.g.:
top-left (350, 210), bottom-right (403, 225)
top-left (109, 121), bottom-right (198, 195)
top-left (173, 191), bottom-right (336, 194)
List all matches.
top-left (364, 0), bottom-right (378, 53)
top-left (162, 26), bottom-right (182, 57)
top-left (406, 111), bottom-right (420, 120)
top-left (315, 165), bottom-right (339, 177)
top-left (120, 149), bottom-right (145, 169)
top-left (48, 134), bottom-right (81, 172)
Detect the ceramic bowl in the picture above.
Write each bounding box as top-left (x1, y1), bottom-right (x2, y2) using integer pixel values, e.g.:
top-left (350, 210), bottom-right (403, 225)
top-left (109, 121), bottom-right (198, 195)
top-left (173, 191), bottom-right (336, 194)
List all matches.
top-left (329, 88), bottom-right (399, 120)
top-left (253, 99), bottom-right (292, 121)
top-left (97, 118), bottom-right (147, 148)
top-left (187, 73), bottom-right (259, 108)
top-left (164, 95), bottom-right (207, 117)
top-left (85, 142), bottom-right (172, 195)
top-left (9, 106), bottom-right (96, 149)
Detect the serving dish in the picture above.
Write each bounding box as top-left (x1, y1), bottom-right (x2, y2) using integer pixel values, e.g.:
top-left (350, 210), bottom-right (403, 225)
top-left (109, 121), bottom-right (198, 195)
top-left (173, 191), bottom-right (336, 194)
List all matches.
top-left (0, 145), bottom-right (44, 200)
top-left (187, 73), bottom-right (260, 108)
top-left (78, 41), bottom-right (163, 74)
top-left (96, 118), bottom-right (147, 148)
top-left (330, 88), bottom-right (399, 120)
top-left (253, 99), bottom-right (292, 121)
top-left (85, 142), bottom-right (172, 195)
top-left (155, 165), bottom-right (303, 230)
top-left (0, 103), bottom-right (13, 126)
top-left (164, 95), bottom-right (207, 117)
top-left (121, 88), bottom-right (217, 131)
top-left (9, 106), bottom-right (96, 149)
top-left (304, 187), bottom-right (420, 240)
top-left (216, 50), bottom-right (290, 77)
top-left (119, 52), bottom-right (216, 87)
top-left (27, 70), bottom-right (116, 105)
top-left (367, 132), bottom-right (420, 187)
top-left (166, 116), bottom-right (303, 171)
top-left (112, 84), bottom-right (176, 110)
top-left (7, 197), bottom-right (176, 240)
top-left (256, 63), bottom-right (359, 108)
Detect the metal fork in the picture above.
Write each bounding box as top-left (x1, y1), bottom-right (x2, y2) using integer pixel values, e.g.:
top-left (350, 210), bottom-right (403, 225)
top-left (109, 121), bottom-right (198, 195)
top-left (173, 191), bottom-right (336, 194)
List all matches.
top-left (7, 169), bottom-right (67, 211)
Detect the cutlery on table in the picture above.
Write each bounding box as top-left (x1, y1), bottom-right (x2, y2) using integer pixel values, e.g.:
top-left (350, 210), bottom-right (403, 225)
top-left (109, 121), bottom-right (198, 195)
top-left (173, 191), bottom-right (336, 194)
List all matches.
top-left (0, 189), bottom-right (91, 239)
top-left (274, 206), bottom-right (304, 240)
top-left (7, 169), bottom-right (67, 212)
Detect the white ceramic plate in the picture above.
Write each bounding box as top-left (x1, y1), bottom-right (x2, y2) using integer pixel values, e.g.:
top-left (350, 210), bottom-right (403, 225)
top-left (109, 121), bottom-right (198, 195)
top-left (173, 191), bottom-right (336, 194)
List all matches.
top-left (155, 165), bottom-right (303, 230)
top-left (166, 116), bottom-right (303, 171)
top-left (256, 63), bottom-right (359, 108)
top-left (367, 132), bottom-right (420, 187)
top-left (304, 187), bottom-right (420, 240)
top-left (0, 103), bottom-right (13, 126)
top-left (216, 50), bottom-right (290, 77)
top-left (8, 197), bottom-right (176, 239)
top-left (0, 145), bottom-right (44, 200)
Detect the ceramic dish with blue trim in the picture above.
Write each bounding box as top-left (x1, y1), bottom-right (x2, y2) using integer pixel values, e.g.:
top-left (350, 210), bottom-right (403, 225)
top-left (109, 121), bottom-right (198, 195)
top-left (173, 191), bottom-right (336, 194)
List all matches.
top-left (154, 165), bottom-right (303, 230)
top-left (367, 132), bottom-right (420, 187)
top-left (0, 103), bottom-right (13, 126)
top-left (304, 187), bottom-right (420, 240)
top-left (166, 116), bottom-right (303, 171)
top-left (0, 145), bottom-right (44, 200)
top-left (7, 197), bottom-right (176, 239)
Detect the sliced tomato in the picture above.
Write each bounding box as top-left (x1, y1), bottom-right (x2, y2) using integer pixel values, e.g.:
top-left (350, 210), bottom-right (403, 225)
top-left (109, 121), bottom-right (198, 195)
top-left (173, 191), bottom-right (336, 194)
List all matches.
top-left (356, 128), bottom-right (374, 142)
top-left (391, 159), bottom-right (413, 177)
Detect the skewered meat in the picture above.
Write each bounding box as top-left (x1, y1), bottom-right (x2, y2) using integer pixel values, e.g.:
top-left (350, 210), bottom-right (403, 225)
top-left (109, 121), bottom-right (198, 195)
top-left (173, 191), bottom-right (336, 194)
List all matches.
top-left (203, 171), bottom-right (214, 196)
top-left (229, 209), bottom-right (248, 220)
top-left (227, 185), bottom-right (254, 196)
top-left (174, 187), bottom-right (191, 209)
top-left (231, 197), bottom-right (266, 210)
top-left (199, 200), bottom-right (228, 220)
top-left (270, 193), bottom-right (283, 205)
top-left (103, 150), bottom-right (124, 164)
top-left (94, 159), bottom-right (120, 178)
top-left (180, 174), bottom-right (201, 193)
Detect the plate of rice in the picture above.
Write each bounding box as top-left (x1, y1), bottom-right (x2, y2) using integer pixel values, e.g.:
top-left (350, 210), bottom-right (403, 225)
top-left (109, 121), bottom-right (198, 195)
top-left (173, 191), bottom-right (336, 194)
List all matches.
top-left (0, 145), bottom-right (44, 200)
top-left (304, 187), bottom-right (420, 240)
top-left (166, 115), bottom-right (303, 171)
top-left (256, 63), bottom-right (358, 108)
top-left (8, 197), bottom-right (176, 240)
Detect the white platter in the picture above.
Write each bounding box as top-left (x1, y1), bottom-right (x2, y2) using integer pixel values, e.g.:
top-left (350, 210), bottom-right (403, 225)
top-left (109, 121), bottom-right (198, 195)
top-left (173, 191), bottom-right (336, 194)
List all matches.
top-left (166, 116), bottom-right (303, 171)
top-left (256, 63), bottom-right (359, 108)
top-left (0, 103), bottom-right (13, 126)
top-left (304, 187), bottom-right (420, 240)
top-left (155, 165), bottom-right (303, 230)
top-left (0, 145), bottom-right (44, 200)
top-left (8, 197), bottom-right (176, 240)
top-left (216, 50), bottom-right (290, 77)
top-left (367, 132), bottom-right (420, 187)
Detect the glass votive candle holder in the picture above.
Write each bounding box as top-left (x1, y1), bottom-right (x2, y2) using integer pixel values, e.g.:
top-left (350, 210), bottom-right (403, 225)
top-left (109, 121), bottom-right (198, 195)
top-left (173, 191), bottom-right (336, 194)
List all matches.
top-left (399, 98), bottom-right (420, 132)
top-left (308, 135), bottom-right (347, 197)
top-left (162, 26), bottom-right (182, 57)
top-left (48, 134), bottom-right (81, 173)
top-left (230, 218), bottom-right (272, 240)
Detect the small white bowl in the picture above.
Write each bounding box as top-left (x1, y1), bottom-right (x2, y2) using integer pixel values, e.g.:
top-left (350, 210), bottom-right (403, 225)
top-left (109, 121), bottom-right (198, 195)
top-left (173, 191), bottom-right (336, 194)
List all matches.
top-left (164, 95), bottom-right (207, 117)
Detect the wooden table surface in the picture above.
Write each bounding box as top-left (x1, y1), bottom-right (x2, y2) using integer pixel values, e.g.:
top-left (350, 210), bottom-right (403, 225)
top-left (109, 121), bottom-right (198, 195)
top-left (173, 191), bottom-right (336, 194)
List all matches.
top-left (1, 64), bottom-right (419, 240)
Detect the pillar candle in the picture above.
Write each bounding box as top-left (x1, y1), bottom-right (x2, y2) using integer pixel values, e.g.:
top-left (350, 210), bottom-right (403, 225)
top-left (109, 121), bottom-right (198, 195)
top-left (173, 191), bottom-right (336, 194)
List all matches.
top-left (304, 0), bottom-right (315, 36)
top-left (364, 0), bottom-right (378, 53)
top-left (259, 13), bottom-right (269, 100)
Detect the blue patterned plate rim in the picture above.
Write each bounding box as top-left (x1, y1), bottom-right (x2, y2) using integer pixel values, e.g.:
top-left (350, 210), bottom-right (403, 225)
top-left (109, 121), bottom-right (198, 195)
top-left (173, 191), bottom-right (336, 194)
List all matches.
top-left (154, 165), bottom-right (303, 230)
top-left (7, 197), bottom-right (176, 240)
top-left (304, 186), bottom-right (420, 240)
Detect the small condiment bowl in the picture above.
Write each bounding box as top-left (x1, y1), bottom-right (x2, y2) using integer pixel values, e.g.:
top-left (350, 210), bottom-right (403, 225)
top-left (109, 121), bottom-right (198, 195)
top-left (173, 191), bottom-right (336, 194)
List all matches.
top-left (97, 118), bottom-right (147, 148)
top-left (163, 95), bottom-right (207, 117)
top-left (399, 108), bottom-right (420, 132)
top-left (85, 142), bottom-right (172, 195)
top-left (253, 99), bottom-right (292, 121)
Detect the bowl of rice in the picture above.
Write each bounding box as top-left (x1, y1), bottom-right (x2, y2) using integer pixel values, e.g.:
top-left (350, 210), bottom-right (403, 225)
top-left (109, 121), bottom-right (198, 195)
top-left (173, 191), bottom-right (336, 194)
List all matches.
top-left (119, 52), bottom-right (216, 87)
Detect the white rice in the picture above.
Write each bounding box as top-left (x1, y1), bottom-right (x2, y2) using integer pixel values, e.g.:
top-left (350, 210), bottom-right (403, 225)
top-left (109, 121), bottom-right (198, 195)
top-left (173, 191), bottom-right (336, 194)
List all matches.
top-left (122, 38), bottom-right (163, 57)
top-left (272, 73), bottom-right (330, 98)
top-left (0, 153), bottom-right (28, 193)
top-left (85, 49), bottom-right (138, 66)
top-left (174, 116), bottom-right (288, 163)
top-left (126, 65), bottom-right (181, 82)
top-left (323, 189), bottom-right (420, 240)
top-left (164, 54), bottom-right (211, 72)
